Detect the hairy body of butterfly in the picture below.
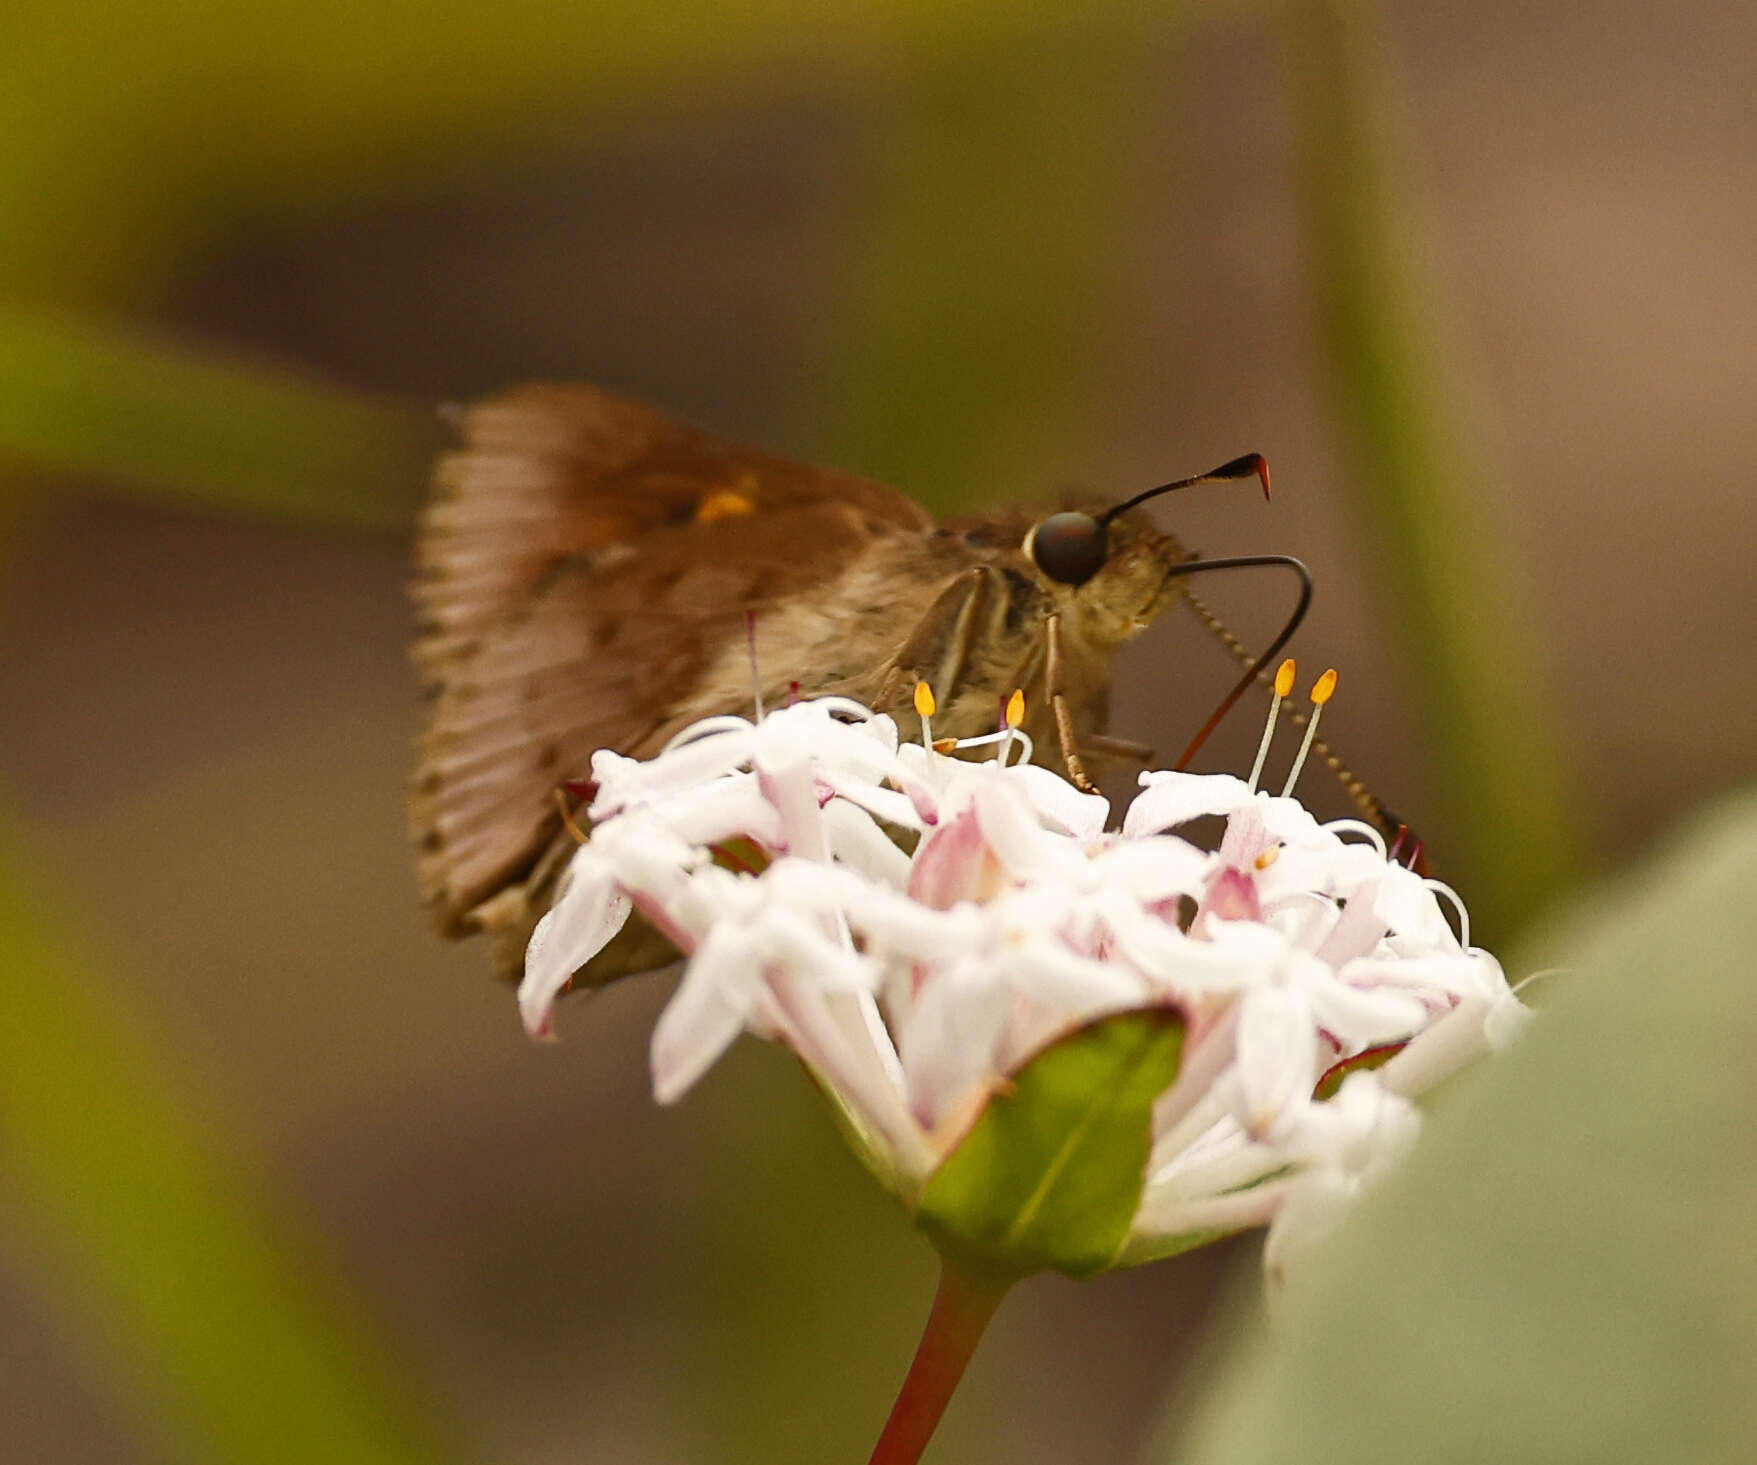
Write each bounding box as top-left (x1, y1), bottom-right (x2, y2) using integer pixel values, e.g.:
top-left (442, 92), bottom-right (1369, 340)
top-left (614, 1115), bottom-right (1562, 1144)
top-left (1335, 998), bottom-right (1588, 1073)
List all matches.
top-left (412, 383), bottom-right (1292, 982)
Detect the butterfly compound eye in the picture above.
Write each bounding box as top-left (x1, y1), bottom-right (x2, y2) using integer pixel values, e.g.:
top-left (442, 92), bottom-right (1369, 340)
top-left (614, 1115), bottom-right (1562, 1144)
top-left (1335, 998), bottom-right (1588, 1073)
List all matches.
top-left (1029, 511), bottom-right (1109, 586)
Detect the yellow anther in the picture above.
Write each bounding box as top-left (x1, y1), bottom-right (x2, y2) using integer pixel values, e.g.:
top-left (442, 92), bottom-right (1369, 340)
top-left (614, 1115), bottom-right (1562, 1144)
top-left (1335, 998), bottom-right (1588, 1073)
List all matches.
top-left (1254, 846), bottom-right (1280, 871)
top-left (1280, 667), bottom-right (1338, 797)
top-left (1274, 658), bottom-right (1297, 698)
top-left (695, 489), bottom-right (756, 523)
top-left (914, 681), bottom-right (936, 718)
top-left (1005, 689), bottom-right (1026, 728)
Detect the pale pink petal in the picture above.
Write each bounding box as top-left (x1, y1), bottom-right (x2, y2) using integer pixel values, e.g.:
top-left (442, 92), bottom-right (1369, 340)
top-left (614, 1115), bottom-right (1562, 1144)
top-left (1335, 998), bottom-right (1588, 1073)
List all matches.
top-left (1009, 762), bottom-right (1111, 837)
top-left (661, 776), bottom-right (788, 852)
top-left (1377, 992), bottom-right (1528, 1096)
top-left (757, 742), bottom-right (825, 858)
top-left (1224, 985), bottom-right (1319, 1142)
top-left (1216, 805), bottom-right (1272, 867)
top-left (1311, 878), bottom-right (1391, 965)
top-left (898, 962), bottom-right (1010, 1128)
top-left (589, 726), bottom-right (756, 817)
top-left (1122, 772), bottom-right (1254, 838)
top-left (1306, 976), bottom-right (1429, 1048)
top-left (1196, 866), bottom-right (1262, 930)
top-left (1087, 836), bottom-right (1209, 900)
top-left (650, 926), bottom-right (761, 1103)
top-left (1263, 840), bottom-right (1389, 904)
top-left (1006, 941), bottom-right (1149, 1019)
top-left (1371, 864), bottom-right (1462, 951)
top-left (1252, 795), bottom-right (1326, 846)
top-left (763, 974), bottom-right (934, 1180)
top-left (821, 798), bottom-right (914, 888)
top-left (518, 860), bottom-right (633, 1038)
top-left (817, 770), bottom-right (927, 834)
top-left (908, 804), bottom-right (995, 909)
top-left (1130, 1177), bottom-right (1289, 1247)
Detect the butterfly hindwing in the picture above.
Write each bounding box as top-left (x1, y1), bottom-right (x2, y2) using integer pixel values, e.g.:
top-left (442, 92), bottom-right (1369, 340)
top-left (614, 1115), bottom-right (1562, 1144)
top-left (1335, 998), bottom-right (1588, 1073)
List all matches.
top-left (410, 384), bottom-right (931, 963)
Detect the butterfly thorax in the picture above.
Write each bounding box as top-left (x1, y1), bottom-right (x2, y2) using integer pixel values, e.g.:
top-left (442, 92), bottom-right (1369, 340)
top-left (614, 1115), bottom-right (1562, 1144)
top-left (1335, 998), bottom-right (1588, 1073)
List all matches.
top-left (655, 502), bottom-right (1190, 761)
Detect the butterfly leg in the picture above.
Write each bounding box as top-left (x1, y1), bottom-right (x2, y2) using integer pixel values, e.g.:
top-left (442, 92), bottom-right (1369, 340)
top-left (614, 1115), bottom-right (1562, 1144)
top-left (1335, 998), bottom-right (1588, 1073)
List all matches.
top-left (875, 567), bottom-right (996, 715)
top-left (1043, 612), bottom-right (1097, 792)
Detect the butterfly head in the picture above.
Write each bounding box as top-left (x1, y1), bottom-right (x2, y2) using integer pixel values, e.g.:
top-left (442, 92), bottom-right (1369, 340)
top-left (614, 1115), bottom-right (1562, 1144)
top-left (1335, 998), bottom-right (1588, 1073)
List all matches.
top-left (1014, 502), bottom-right (1188, 642)
top-left (1020, 454), bottom-right (1272, 637)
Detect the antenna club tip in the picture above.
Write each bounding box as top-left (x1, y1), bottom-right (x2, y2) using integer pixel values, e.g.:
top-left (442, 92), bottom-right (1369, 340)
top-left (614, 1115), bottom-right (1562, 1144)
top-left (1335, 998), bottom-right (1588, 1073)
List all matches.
top-left (1274, 658), bottom-right (1297, 698)
top-left (1312, 668), bottom-right (1338, 705)
top-left (913, 680), bottom-right (936, 718)
top-left (1005, 689), bottom-right (1026, 728)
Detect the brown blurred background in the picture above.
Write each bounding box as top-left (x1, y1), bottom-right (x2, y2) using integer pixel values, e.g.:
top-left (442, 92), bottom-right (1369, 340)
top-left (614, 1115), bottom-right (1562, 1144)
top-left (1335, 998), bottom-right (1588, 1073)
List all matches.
top-left (1, 2), bottom-right (1752, 1462)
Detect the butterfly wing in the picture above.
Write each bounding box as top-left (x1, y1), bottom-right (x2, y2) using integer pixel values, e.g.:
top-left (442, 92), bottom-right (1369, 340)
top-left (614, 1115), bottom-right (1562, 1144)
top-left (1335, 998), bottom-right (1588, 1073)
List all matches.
top-left (411, 383), bottom-right (932, 966)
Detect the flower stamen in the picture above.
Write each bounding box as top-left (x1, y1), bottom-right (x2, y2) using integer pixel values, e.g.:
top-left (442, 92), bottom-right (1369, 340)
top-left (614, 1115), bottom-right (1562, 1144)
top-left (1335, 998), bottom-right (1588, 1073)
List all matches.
top-left (1248, 657), bottom-right (1297, 793)
top-left (914, 680), bottom-right (937, 754)
top-left (1280, 667), bottom-right (1337, 797)
top-left (1423, 876), bottom-right (1471, 950)
top-left (945, 692), bottom-right (1034, 762)
top-left (745, 609), bottom-right (764, 720)
top-left (1001, 689), bottom-right (1026, 767)
top-left (941, 725), bottom-right (1037, 764)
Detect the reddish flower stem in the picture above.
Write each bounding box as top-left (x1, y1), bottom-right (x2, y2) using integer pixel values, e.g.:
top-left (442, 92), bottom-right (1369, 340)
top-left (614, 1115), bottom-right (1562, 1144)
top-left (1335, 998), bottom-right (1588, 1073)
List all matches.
top-left (866, 1259), bottom-right (1013, 1465)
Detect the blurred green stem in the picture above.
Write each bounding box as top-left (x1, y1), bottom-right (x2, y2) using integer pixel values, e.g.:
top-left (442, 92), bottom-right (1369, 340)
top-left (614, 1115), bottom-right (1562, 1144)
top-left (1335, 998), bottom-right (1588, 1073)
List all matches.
top-left (0, 832), bottom-right (456, 1465)
top-left (867, 1259), bottom-right (1012, 1465)
top-left (0, 305), bottom-right (433, 532)
top-left (1280, 0), bottom-right (1581, 937)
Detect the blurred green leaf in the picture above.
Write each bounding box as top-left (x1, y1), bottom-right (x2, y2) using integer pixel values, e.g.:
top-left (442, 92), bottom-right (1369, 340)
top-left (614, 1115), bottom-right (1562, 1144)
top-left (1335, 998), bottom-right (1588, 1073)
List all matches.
top-left (1152, 787), bottom-right (1757, 1465)
top-left (0, 306), bottom-right (434, 530)
top-left (0, 826), bottom-right (463, 1465)
top-left (1280, 0), bottom-right (1581, 939)
top-left (796, 14), bottom-right (1162, 510)
top-left (918, 1009), bottom-right (1184, 1279)
top-left (0, 1), bottom-right (1154, 304)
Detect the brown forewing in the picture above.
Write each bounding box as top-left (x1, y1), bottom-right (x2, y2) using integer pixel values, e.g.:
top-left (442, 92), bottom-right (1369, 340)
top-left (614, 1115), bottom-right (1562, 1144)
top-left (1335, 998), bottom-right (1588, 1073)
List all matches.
top-left (411, 383), bottom-right (932, 958)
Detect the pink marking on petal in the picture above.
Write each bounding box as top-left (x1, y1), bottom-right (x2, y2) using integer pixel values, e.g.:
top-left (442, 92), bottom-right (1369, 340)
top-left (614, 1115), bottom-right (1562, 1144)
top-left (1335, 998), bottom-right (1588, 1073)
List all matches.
top-left (908, 804), bottom-right (994, 910)
top-left (1314, 885), bottom-right (1391, 967)
top-left (903, 782), bottom-right (941, 826)
top-left (1193, 866), bottom-right (1262, 935)
top-left (1217, 806), bottom-right (1274, 868)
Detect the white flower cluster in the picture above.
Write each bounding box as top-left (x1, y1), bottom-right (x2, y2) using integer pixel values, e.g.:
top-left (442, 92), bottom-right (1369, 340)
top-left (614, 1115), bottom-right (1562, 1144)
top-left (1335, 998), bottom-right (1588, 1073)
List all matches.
top-left (523, 697), bottom-right (1526, 1276)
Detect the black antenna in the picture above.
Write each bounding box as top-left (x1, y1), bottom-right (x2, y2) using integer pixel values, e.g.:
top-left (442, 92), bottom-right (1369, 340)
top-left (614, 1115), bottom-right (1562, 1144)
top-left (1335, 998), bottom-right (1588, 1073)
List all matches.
top-left (1159, 553), bottom-right (1312, 769)
top-left (1099, 453), bottom-right (1271, 526)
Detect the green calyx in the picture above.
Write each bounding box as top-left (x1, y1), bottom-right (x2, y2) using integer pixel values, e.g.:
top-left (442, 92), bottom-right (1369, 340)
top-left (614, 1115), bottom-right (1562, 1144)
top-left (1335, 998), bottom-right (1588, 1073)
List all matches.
top-left (915, 1007), bottom-right (1185, 1279)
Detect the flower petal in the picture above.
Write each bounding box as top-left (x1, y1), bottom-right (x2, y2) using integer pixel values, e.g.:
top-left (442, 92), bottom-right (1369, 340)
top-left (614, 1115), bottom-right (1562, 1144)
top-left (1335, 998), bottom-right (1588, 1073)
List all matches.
top-left (1123, 772), bottom-right (1255, 837)
top-left (650, 924), bottom-right (762, 1103)
top-left (518, 855), bottom-right (633, 1038)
